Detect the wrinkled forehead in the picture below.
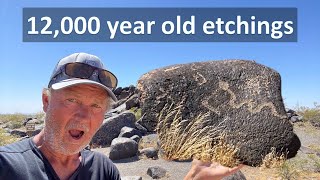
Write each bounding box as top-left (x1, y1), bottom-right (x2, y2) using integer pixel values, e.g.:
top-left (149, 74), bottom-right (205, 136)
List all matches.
top-left (54, 84), bottom-right (109, 98)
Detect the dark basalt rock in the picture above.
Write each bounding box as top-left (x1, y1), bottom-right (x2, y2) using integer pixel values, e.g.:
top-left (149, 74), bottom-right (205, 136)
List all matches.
top-left (91, 111), bottom-right (136, 146)
top-left (137, 60), bottom-right (301, 166)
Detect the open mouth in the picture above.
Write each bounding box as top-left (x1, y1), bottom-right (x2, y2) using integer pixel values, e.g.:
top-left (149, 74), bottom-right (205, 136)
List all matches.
top-left (69, 130), bottom-right (85, 140)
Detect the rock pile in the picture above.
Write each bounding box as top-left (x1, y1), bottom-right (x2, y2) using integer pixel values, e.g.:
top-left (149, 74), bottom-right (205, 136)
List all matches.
top-left (286, 108), bottom-right (303, 123)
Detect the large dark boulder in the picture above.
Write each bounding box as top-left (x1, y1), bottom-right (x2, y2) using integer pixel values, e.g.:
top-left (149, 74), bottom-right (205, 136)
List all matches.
top-left (91, 111), bottom-right (136, 146)
top-left (137, 60), bottom-right (300, 166)
top-left (10, 129), bottom-right (27, 137)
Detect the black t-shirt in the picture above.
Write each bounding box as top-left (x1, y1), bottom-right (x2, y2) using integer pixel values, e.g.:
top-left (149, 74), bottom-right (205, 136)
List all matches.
top-left (0, 138), bottom-right (121, 180)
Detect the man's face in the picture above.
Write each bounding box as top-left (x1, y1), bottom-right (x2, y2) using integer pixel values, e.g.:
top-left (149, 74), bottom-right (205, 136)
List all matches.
top-left (42, 84), bottom-right (109, 155)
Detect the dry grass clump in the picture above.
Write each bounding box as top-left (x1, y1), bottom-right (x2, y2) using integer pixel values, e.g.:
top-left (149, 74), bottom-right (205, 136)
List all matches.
top-left (260, 147), bottom-right (299, 179)
top-left (197, 134), bottom-right (240, 167)
top-left (156, 101), bottom-right (240, 167)
top-left (261, 147), bottom-right (286, 168)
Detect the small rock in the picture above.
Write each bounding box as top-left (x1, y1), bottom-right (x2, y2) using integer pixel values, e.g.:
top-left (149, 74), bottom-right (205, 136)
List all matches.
top-left (140, 147), bottom-right (158, 159)
top-left (290, 116), bottom-right (303, 123)
top-left (119, 91), bottom-right (131, 100)
top-left (125, 94), bottom-right (140, 110)
top-left (114, 103), bottom-right (127, 113)
top-left (22, 117), bottom-right (33, 126)
top-left (109, 137), bottom-right (138, 160)
top-left (310, 120), bottom-right (320, 128)
top-left (105, 112), bottom-right (118, 119)
top-left (119, 126), bottom-right (142, 138)
top-left (29, 119), bottom-right (42, 124)
top-left (222, 170), bottom-right (246, 180)
top-left (91, 111), bottom-right (136, 146)
top-left (111, 98), bottom-right (127, 109)
top-left (113, 87), bottom-right (123, 96)
top-left (286, 109), bottom-right (296, 114)
top-left (128, 85), bottom-right (136, 93)
top-left (130, 135), bottom-right (141, 143)
top-left (135, 122), bottom-right (148, 135)
top-left (147, 166), bottom-right (167, 179)
top-left (121, 176), bottom-right (142, 180)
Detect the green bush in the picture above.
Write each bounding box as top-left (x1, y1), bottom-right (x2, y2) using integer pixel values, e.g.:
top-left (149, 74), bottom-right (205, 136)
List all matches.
top-left (296, 103), bottom-right (320, 126)
top-left (0, 111), bottom-right (45, 129)
top-left (129, 108), bottom-right (142, 121)
top-left (0, 113), bottom-right (26, 129)
top-left (0, 129), bottom-right (19, 146)
top-left (277, 161), bottom-right (299, 180)
top-left (308, 154), bottom-right (320, 173)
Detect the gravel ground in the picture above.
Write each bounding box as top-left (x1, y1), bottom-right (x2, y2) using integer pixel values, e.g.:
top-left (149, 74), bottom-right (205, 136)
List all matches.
top-left (293, 122), bottom-right (320, 147)
top-left (92, 147), bottom-right (192, 179)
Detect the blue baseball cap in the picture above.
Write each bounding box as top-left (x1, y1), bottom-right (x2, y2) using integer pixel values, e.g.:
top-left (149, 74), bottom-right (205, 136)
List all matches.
top-left (48, 53), bottom-right (118, 101)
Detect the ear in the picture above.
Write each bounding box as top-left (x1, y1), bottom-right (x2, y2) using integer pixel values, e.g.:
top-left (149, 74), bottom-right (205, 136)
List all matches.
top-left (42, 89), bottom-right (50, 112)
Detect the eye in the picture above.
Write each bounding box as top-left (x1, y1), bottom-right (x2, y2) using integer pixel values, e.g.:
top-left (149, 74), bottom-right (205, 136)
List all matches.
top-left (64, 98), bottom-right (79, 107)
top-left (92, 104), bottom-right (101, 108)
top-left (67, 98), bottom-right (77, 103)
top-left (91, 103), bottom-right (103, 113)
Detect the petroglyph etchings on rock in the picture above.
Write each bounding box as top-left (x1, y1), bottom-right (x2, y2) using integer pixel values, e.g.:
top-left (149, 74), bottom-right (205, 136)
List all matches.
top-left (160, 63), bottom-right (285, 118)
top-left (202, 80), bottom-right (286, 118)
top-left (190, 64), bottom-right (207, 86)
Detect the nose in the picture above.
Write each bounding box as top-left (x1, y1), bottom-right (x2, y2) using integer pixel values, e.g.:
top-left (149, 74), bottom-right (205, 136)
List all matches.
top-left (76, 104), bottom-right (92, 120)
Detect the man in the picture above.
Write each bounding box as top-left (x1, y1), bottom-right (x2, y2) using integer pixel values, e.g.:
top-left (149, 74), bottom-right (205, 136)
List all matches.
top-left (0, 53), bottom-right (242, 180)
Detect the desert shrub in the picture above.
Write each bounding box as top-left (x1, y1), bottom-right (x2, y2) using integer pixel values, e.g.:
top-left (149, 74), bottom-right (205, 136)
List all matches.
top-left (129, 107), bottom-right (142, 121)
top-left (0, 113), bottom-right (26, 129)
top-left (308, 154), bottom-right (320, 173)
top-left (0, 129), bottom-right (19, 146)
top-left (296, 103), bottom-right (320, 127)
top-left (0, 112), bottom-right (45, 129)
top-left (34, 111), bottom-right (45, 120)
top-left (277, 161), bottom-right (299, 180)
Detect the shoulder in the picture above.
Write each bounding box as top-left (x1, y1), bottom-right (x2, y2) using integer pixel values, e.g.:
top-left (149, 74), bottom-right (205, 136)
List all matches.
top-left (0, 138), bottom-right (34, 166)
top-left (0, 139), bottom-right (37, 178)
top-left (0, 138), bottom-right (32, 153)
top-left (80, 150), bottom-right (121, 180)
top-left (82, 150), bottom-right (116, 167)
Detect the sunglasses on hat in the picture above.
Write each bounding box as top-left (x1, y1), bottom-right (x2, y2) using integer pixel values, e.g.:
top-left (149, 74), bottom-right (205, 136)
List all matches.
top-left (50, 62), bottom-right (118, 89)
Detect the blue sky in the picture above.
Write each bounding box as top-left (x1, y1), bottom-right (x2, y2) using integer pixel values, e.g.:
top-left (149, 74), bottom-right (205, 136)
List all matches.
top-left (0, 0), bottom-right (319, 114)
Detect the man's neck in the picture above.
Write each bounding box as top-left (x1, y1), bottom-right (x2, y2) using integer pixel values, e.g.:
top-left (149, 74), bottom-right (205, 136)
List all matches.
top-left (33, 130), bottom-right (82, 180)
